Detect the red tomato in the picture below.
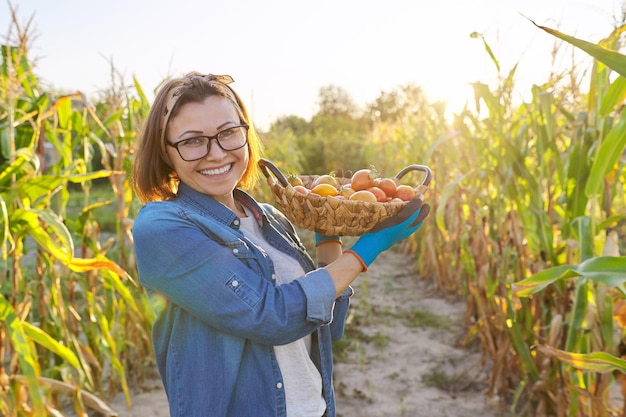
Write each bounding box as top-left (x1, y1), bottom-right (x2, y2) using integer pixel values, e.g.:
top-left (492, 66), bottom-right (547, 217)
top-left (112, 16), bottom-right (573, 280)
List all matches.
top-left (377, 178), bottom-right (398, 198)
top-left (366, 186), bottom-right (388, 202)
top-left (394, 185), bottom-right (416, 201)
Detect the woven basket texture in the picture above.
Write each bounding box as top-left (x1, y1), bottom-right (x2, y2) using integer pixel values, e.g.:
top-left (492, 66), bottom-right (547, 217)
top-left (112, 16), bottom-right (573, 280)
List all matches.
top-left (265, 174), bottom-right (427, 236)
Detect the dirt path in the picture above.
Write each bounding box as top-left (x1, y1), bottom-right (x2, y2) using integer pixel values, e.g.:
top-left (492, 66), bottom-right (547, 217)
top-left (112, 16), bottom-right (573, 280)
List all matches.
top-left (109, 250), bottom-right (502, 417)
top-left (333, 250), bottom-right (501, 417)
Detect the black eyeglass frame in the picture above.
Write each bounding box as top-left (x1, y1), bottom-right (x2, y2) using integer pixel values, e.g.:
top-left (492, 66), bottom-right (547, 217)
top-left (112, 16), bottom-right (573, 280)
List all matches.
top-left (166, 124), bottom-right (249, 161)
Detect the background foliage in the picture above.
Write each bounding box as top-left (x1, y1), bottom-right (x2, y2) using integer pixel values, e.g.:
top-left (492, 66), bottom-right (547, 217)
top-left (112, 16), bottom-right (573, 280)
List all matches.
top-left (1, 5), bottom-right (626, 417)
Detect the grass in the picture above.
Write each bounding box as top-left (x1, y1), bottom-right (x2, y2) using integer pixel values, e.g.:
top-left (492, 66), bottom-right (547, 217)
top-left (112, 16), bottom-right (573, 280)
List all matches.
top-left (402, 309), bottom-right (453, 330)
top-left (421, 368), bottom-right (458, 391)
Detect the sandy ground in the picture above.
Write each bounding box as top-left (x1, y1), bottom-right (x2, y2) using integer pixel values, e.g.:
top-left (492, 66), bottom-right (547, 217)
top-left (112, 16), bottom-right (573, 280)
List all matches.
top-left (108, 250), bottom-right (503, 417)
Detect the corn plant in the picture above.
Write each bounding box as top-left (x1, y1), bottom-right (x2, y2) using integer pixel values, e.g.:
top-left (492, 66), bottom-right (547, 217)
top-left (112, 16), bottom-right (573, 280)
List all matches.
top-left (417, 24), bottom-right (626, 416)
top-left (0, 13), bottom-right (153, 416)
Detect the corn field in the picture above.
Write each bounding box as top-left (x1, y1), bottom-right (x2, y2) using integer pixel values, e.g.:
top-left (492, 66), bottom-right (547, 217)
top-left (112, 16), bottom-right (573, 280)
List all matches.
top-left (1, 6), bottom-right (626, 417)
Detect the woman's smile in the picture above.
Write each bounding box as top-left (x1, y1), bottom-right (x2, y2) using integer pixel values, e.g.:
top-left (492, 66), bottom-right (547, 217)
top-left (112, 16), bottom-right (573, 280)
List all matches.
top-left (198, 163), bottom-right (233, 177)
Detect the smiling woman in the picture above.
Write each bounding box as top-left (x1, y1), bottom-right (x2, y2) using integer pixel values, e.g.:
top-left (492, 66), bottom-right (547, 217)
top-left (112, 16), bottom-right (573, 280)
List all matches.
top-left (130, 71), bottom-right (430, 417)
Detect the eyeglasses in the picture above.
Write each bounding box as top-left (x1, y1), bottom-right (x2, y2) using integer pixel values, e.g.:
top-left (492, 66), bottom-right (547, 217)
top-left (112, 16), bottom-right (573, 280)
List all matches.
top-left (166, 124), bottom-right (249, 161)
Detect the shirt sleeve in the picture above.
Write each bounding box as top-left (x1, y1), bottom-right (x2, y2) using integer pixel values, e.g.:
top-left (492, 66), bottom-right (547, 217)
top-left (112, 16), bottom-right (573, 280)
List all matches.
top-left (133, 203), bottom-right (338, 346)
top-left (296, 269), bottom-right (340, 324)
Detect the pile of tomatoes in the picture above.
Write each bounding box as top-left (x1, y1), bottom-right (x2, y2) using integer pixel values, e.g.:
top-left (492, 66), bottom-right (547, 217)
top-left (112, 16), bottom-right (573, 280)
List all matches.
top-left (288, 168), bottom-right (417, 203)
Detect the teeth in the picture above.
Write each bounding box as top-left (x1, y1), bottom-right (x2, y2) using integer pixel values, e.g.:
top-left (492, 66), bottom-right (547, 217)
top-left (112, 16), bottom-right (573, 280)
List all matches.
top-left (200, 164), bottom-right (231, 176)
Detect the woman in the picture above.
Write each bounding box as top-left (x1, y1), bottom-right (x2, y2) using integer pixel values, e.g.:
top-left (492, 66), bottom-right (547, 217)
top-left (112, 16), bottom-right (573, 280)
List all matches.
top-left (131, 72), bottom-right (429, 417)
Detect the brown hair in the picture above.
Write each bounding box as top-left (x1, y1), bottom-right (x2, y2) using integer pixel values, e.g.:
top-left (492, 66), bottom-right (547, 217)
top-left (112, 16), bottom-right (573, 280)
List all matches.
top-left (132, 72), bottom-right (263, 203)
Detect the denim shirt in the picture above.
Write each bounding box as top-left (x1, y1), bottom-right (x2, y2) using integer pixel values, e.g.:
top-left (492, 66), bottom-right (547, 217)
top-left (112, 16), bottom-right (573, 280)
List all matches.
top-left (132, 182), bottom-right (353, 417)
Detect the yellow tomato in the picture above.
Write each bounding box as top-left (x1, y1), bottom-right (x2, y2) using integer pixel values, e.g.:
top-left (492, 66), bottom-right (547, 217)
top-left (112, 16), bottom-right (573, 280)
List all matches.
top-left (311, 174), bottom-right (339, 188)
top-left (310, 183), bottom-right (339, 197)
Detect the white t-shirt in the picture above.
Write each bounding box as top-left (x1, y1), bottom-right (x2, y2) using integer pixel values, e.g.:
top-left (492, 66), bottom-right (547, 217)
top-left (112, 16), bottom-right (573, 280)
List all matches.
top-left (239, 212), bottom-right (326, 417)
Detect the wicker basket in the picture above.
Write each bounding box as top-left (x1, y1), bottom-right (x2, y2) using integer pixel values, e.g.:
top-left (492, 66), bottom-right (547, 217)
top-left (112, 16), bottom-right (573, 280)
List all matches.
top-left (258, 158), bottom-right (432, 236)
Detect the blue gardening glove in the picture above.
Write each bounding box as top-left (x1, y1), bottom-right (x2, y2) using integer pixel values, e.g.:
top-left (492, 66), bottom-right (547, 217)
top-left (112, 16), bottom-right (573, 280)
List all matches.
top-left (314, 232), bottom-right (342, 247)
top-left (345, 198), bottom-right (430, 270)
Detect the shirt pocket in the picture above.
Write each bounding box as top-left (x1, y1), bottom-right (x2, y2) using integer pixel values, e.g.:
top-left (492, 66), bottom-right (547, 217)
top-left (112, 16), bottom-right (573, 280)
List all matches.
top-left (225, 275), bottom-right (261, 308)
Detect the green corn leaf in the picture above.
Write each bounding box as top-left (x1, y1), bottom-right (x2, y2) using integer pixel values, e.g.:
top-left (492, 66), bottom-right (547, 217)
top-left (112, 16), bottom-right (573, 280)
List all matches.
top-left (585, 114), bottom-right (626, 197)
top-left (565, 278), bottom-right (588, 352)
top-left (597, 214), bottom-right (626, 231)
top-left (599, 76), bottom-right (626, 116)
top-left (0, 295), bottom-right (45, 414)
top-left (0, 195), bottom-right (8, 257)
top-left (63, 169), bottom-right (114, 183)
top-left (531, 21), bottom-right (626, 77)
top-left (22, 322), bottom-right (81, 370)
top-left (514, 256), bottom-right (626, 297)
top-left (56, 96), bottom-right (73, 129)
top-left (11, 207), bottom-right (74, 262)
top-left (101, 269), bottom-right (141, 315)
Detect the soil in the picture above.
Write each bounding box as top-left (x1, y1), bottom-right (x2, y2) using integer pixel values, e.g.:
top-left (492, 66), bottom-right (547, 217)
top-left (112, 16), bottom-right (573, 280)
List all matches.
top-left (108, 250), bottom-right (504, 417)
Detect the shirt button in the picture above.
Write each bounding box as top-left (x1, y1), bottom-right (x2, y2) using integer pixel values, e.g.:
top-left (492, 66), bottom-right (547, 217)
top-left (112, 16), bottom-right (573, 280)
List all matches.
top-left (271, 274), bottom-right (278, 281)
top-left (233, 248), bottom-right (239, 254)
top-left (232, 280), bottom-right (239, 287)
top-left (233, 219), bottom-right (240, 226)
top-left (276, 382), bottom-right (283, 389)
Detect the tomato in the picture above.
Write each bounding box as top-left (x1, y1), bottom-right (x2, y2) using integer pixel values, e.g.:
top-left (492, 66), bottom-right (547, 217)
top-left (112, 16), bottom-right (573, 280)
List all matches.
top-left (394, 185), bottom-right (416, 201)
top-left (377, 178), bottom-right (398, 198)
top-left (310, 183), bottom-right (339, 197)
top-left (288, 174), bottom-right (303, 187)
top-left (349, 190), bottom-right (377, 203)
top-left (350, 169), bottom-right (377, 191)
top-left (311, 174), bottom-right (339, 188)
top-left (293, 185), bottom-right (310, 195)
top-left (339, 185), bottom-right (355, 199)
top-left (366, 186), bottom-right (388, 202)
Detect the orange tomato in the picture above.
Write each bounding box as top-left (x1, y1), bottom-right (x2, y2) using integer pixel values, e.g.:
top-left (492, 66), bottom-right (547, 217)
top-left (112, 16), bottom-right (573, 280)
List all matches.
top-left (350, 169), bottom-right (377, 191)
top-left (377, 178), bottom-right (398, 198)
top-left (366, 186), bottom-right (388, 202)
top-left (349, 190), bottom-right (377, 203)
top-left (310, 183), bottom-right (339, 197)
top-left (339, 185), bottom-right (355, 199)
top-left (394, 185), bottom-right (416, 201)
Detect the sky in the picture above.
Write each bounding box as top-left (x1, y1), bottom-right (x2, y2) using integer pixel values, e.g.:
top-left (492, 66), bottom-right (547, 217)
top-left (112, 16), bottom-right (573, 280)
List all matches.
top-left (1, 0), bottom-right (624, 130)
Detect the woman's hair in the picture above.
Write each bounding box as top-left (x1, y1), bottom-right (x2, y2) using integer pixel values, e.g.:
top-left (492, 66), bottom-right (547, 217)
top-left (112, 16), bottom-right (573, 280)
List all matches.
top-left (132, 72), bottom-right (263, 203)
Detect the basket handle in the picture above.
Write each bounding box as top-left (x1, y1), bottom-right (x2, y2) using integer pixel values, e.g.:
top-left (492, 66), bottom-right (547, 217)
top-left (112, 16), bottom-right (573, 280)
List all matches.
top-left (394, 164), bottom-right (432, 187)
top-left (259, 158), bottom-right (290, 187)
top-left (259, 158), bottom-right (432, 188)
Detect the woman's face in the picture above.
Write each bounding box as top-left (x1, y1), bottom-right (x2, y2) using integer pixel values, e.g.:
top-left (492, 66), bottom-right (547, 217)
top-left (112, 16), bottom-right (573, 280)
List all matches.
top-left (166, 95), bottom-right (249, 205)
